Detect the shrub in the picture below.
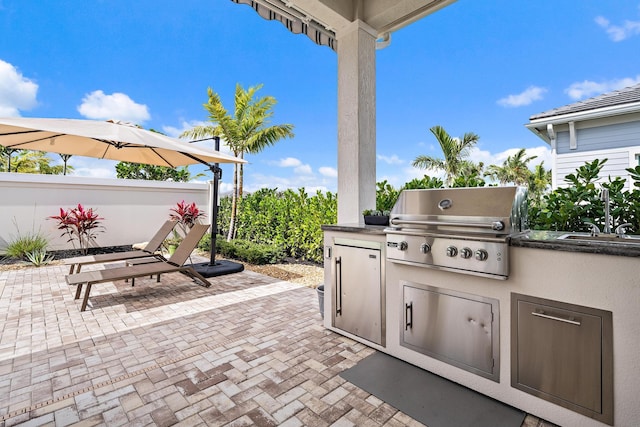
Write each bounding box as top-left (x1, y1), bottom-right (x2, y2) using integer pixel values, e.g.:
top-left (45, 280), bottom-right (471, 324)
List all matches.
top-left (215, 239), bottom-right (285, 265)
top-left (49, 204), bottom-right (104, 255)
top-left (169, 200), bottom-right (205, 230)
top-left (529, 159), bottom-right (640, 233)
top-left (26, 249), bottom-right (54, 266)
top-left (5, 231), bottom-right (49, 260)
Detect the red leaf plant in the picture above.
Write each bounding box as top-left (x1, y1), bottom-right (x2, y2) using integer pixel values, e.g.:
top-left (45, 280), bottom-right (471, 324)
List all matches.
top-left (169, 200), bottom-right (205, 237)
top-left (49, 204), bottom-right (105, 255)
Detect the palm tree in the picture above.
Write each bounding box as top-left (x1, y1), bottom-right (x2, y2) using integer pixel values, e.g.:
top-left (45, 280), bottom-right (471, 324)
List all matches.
top-left (485, 148), bottom-right (537, 185)
top-left (181, 84), bottom-right (294, 240)
top-left (528, 162), bottom-right (552, 204)
top-left (412, 125), bottom-right (480, 186)
top-left (2, 149), bottom-right (69, 174)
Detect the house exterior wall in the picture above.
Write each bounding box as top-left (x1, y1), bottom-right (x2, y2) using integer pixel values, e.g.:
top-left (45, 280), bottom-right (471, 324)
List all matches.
top-left (0, 173), bottom-right (210, 252)
top-left (555, 147), bottom-right (634, 188)
top-left (553, 117), bottom-right (640, 189)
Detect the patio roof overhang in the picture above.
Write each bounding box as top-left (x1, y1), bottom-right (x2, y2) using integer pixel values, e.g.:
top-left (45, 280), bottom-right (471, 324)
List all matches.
top-left (231, 0), bottom-right (458, 223)
top-left (232, 0), bottom-right (457, 50)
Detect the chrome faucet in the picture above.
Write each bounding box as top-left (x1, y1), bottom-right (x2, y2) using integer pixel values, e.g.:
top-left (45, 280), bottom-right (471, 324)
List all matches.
top-left (615, 223), bottom-right (632, 238)
top-left (584, 221), bottom-right (600, 236)
top-left (601, 188), bottom-right (611, 234)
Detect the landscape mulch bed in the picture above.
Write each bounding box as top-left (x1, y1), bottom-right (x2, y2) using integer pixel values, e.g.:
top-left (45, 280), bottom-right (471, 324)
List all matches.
top-left (0, 247), bottom-right (324, 286)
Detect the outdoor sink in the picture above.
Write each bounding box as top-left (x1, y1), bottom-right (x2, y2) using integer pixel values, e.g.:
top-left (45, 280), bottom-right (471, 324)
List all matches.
top-left (557, 233), bottom-right (640, 244)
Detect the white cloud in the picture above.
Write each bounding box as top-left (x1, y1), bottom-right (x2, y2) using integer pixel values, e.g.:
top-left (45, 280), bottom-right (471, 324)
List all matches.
top-left (276, 157), bottom-right (302, 167)
top-left (497, 86), bottom-right (547, 107)
top-left (595, 14), bottom-right (640, 42)
top-left (377, 154), bottom-right (404, 165)
top-left (294, 164), bottom-right (313, 174)
top-left (0, 59), bottom-right (38, 116)
top-left (565, 75), bottom-right (640, 100)
top-left (162, 119), bottom-right (209, 138)
top-left (319, 166), bottom-right (337, 177)
top-left (77, 90), bottom-right (150, 123)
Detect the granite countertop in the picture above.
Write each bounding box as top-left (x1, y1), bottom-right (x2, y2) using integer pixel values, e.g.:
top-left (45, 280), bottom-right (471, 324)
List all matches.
top-left (322, 224), bottom-right (640, 257)
top-left (321, 223), bottom-right (387, 235)
top-left (510, 230), bottom-right (640, 257)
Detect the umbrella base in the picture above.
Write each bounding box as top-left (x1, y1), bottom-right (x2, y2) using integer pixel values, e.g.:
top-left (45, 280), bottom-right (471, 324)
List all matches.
top-left (190, 260), bottom-right (244, 277)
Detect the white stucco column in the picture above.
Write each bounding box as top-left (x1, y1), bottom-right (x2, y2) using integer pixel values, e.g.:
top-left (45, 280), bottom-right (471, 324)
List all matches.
top-left (336, 20), bottom-right (377, 224)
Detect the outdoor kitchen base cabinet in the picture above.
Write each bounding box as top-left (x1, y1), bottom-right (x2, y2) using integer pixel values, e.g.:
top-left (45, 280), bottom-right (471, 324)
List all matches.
top-left (331, 238), bottom-right (385, 346)
top-left (401, 282), bottom-right (500, 382)
top-left (511, 293), bottom-right (613, 425)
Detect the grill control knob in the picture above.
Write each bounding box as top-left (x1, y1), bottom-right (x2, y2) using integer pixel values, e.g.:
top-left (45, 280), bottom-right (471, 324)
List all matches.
top-left (475, 249), bottom-right (489, 261)
top-left (460, 247), bottom-right (472, 259)
top-left (446, 246), bottom-right (458, 257)
top-left (420, 243), bottom-right (431, 254)
top-left (399, 241), bottom-right (408, 251)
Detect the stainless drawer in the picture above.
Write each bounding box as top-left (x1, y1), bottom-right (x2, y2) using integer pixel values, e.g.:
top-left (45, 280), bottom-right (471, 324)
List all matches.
top-left (511, 293), bottom-right (613, 425)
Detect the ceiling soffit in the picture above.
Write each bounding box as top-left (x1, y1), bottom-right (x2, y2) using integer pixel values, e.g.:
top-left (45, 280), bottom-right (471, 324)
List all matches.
top-left (231, 0), bottom-right (457, 50)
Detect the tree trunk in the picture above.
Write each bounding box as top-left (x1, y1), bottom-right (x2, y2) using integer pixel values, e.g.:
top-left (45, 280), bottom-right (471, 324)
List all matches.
top-left (227, 164), bottom-right (239, 241)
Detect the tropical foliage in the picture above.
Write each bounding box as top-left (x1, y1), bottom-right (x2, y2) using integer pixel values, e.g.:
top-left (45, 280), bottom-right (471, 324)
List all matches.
top-left (412, 125), bottom-right (481, 187)
top-left (529, 159), bottom-right (640, 233)
top-left (180, 84), bottom-right (294, 241)
top-left (115, 163), bottom-right (201, 182)
top-left (485, 148), bottom-right (538, 186)
top-left (4, 220), bottom-right (50, 261)
top-left (48, 204), bottom-right (104, 255)
top-left (169, 200), bottom-right (205, 236)
top-left (1, 148), bottom-right (70, 174)
top-left (217, 188), bottom-right (336, 263)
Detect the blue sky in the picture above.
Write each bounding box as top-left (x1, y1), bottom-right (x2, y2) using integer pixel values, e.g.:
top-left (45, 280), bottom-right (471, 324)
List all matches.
top-left (1, 0), bottom-right (639, 193)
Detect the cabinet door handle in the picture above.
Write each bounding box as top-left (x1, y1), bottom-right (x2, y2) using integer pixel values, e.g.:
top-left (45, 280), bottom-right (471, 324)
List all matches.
top-left (405, 302), bottom-right (413, 330)
top-left (335, 256), bottom-right (342, 315)
top-left (532, 310), bottom-right (581, 326)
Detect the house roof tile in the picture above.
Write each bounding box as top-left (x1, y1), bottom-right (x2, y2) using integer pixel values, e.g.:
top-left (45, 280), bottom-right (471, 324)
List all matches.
top-left (529, 83), bottom-right (640, 120)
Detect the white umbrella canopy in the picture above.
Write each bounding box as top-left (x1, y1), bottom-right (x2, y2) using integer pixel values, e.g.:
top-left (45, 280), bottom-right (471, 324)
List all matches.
top-left (0, 117), bottom-right (245, 167)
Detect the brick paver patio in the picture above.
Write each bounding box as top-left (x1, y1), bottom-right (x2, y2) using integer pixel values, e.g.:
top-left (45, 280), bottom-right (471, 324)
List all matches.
top-left (0, 257), bottom-right (550, 426)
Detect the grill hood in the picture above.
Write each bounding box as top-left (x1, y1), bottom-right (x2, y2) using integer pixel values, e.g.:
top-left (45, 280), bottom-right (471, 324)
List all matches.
top-left (387, 187), bottom-right (528, 236)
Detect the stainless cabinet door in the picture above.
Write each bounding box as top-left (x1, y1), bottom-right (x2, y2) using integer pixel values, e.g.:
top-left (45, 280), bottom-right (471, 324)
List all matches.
top-left (332, 244), bottom-right (382, 345)
top-left (403, 284), bottom-right (497, 380)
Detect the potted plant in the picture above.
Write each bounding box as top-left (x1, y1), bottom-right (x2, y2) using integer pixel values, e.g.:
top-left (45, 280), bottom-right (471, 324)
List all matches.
top-left (164, 230), bottom-right (182, 255)
top-left (362, 209), bottom-right (390, 226)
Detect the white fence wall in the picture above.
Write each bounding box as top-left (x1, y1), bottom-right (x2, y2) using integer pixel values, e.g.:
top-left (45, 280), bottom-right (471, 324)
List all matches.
top-left (0, 173), bottom-right (211, 251)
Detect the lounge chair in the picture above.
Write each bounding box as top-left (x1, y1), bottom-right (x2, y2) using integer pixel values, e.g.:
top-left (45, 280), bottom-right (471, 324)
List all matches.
top-left (66, 223), bottom-right (211, 311)
top-left (64, 220), bottom-right (176, 274)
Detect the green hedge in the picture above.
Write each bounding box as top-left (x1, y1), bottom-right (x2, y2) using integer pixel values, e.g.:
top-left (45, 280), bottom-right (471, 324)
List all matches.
top-left (217, 188), bottom-right (337, 263)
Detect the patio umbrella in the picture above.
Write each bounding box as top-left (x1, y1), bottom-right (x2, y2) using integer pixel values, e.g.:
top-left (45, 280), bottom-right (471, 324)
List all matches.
top-left (0, 117), bottom-right (243, 166)
top-left (0, 117), bottom-right (246, 276)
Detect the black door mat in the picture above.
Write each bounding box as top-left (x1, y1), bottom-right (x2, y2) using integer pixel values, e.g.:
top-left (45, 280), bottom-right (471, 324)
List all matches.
top-left (340, 352), bottom-right (526, 427)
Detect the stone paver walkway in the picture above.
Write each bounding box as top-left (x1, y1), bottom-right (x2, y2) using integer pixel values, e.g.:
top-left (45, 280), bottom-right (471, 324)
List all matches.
top-left (0, 257), bottom-right (552, 426)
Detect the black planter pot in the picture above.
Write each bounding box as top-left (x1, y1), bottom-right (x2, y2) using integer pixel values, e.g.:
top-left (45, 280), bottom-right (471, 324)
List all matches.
top-left (363, 215), bottom-right (389, 226)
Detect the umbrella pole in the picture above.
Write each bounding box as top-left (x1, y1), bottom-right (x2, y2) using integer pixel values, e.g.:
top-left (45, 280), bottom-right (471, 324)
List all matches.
top-left (209, 137), bottom-right (221, 266)
top-left (190, 136), bottom-right (243, 278)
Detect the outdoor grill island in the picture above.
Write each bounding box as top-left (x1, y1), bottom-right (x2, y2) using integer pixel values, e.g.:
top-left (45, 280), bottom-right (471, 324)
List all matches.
top-left (322, 186), bottom-right (640, 427)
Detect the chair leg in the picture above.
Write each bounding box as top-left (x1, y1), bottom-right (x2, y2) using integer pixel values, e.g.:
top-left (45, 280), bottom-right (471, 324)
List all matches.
top-left (74, 284), bottom-right (83, 300)
top-left (69, 265), bottom-right (75, 275)
top-left (80, 283), bottom-right (92, 312)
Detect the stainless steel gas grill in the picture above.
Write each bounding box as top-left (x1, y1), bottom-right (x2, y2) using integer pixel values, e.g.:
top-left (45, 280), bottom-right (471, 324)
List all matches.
top-left (385, 187), bottom-right (527, 280)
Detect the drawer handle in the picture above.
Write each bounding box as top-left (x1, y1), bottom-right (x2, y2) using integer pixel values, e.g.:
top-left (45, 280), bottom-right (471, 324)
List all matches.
top-left (405, 302), bottom-right (413, 330)
top-left (532, 310), bottom-right (581, 326)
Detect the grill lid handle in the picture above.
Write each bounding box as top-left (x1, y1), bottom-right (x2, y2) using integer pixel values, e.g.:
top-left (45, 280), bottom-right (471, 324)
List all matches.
top-left (390, 218), bottom-right (505, 231)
